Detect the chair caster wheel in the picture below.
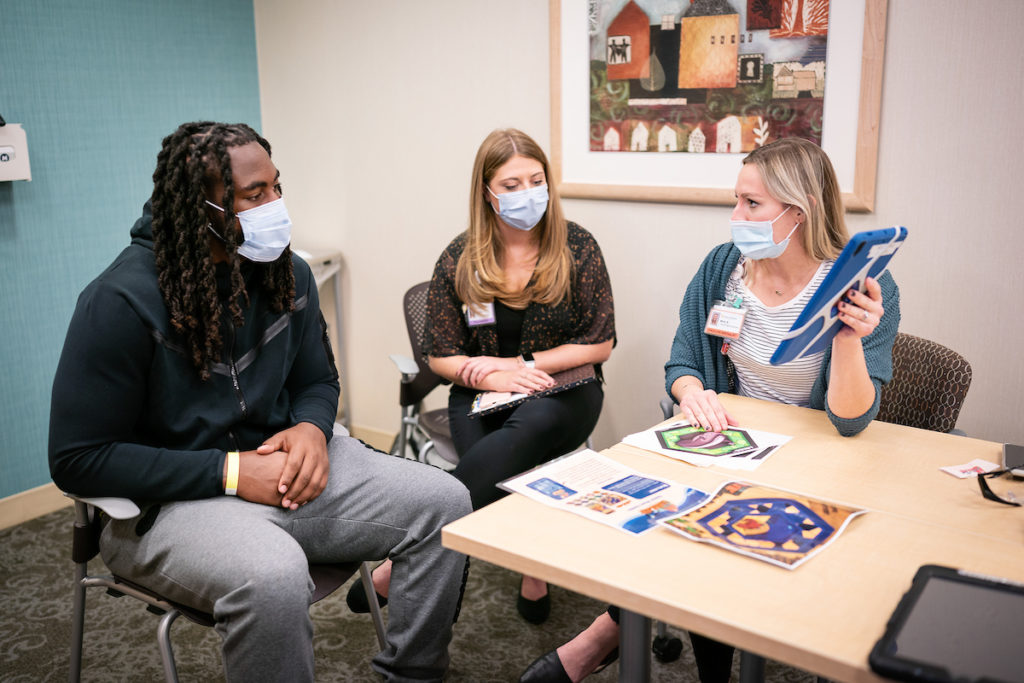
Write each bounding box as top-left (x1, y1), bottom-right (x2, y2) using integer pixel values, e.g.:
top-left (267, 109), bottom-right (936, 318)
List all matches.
top-left (652, 634), bottom-right (683, 662)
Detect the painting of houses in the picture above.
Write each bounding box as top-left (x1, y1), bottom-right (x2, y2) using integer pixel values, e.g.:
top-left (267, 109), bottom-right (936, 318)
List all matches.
top-left (688, 126), bottom-right (707, 153)
top-left (606, 0), bottom-right (650, 81)
top-left (716, 116), bottom-right (742, 153)
top-left (603, 126), bottom-right (622, 151)
top-left (630, 121), bottom-right (651, 150)
top-left (771, 0), bottom-right (829, 38)
top-left (589, 0), bottom-right (831, 154)
top-left (772, 61), bottom-right (825, 98)
top-left (678, 1), bottom-right (740, 89)
top-left (747, 0), bottom-right (782, 30)
top-left (659, 123), bottom-right (684, 152)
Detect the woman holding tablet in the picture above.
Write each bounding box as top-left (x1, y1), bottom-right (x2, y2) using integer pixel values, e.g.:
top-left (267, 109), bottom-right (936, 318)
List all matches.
top-left (520, 137), bottom-right (899, 683)
top-left (348, 128), bottom-right (615, 627)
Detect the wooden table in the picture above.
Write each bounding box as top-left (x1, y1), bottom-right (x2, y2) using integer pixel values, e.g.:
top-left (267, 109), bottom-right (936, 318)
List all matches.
top-left (442, 395), bottom-right (1024, 682)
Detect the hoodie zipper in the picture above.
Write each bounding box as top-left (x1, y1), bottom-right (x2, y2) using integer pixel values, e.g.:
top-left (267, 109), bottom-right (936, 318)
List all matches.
top-left (223, 306), bottom-right (249, 419)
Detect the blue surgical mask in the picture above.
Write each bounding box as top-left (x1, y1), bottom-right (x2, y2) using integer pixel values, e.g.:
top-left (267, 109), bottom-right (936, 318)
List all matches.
top-left (730, 206), bottom-right (798, 260)
top-left (488, 184), bottom-right (549, 231)
top-left (206, 198), bottom-right (292, 262)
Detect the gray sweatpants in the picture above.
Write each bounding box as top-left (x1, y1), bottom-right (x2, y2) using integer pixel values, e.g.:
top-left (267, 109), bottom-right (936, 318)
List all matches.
top-left (99, 435), bottom-right (472, 682)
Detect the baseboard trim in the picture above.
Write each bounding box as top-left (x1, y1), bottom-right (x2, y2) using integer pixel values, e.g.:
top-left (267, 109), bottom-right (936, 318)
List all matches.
top-left (0, 482), bottom-right (72, 530)
top-left (349, 424), bottom-right (396, 453)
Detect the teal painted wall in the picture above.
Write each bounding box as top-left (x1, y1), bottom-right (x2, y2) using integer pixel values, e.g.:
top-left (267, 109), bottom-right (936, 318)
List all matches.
top-left (0, 0), bottom-right (262, 498)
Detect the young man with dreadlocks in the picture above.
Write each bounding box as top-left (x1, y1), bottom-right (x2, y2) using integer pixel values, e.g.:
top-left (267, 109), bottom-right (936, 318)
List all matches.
top-left (49, 121), bottom-right (471, 682)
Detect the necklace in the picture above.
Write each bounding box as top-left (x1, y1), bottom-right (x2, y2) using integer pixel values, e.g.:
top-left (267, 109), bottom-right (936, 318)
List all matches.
top-left (774, 288), bottom-right (783, 296)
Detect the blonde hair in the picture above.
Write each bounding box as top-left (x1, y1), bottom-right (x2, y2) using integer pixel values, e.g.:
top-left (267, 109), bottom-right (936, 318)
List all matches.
top-left (743, 137), bottom-right (848, 262)
top-left (455, 129), bottom-right (572, 310)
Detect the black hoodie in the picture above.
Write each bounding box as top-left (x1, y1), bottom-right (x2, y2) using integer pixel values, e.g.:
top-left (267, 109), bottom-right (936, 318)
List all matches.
top-left (48, 202), bottom-right (340, 501)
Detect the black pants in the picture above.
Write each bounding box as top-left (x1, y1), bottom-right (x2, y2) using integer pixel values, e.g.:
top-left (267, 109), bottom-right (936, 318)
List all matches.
top-left (607, 607), bottom-right (734, 683)
top-left (448, 381), bottom-right (603, 510)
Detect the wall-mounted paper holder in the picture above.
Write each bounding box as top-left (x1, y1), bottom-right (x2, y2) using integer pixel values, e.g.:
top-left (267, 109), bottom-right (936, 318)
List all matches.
top-left (0, 120), bottom-right (32, 182)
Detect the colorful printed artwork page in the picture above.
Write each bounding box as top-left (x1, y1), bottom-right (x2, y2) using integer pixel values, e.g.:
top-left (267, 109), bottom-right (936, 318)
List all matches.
top-left (622, 420), bottom-right (791, 470)
top-left (656, 424), bottom-right (756, 456)
top-left (660, 481), bottom-right (864, 569)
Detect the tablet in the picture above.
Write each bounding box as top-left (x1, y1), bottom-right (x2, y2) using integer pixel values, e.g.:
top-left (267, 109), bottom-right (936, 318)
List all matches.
top-left (869, 564), bottom-right (1024, 683)
top-left (770, 226), bottom-right (907, 365)
top-left (469, 364), bottom-right (597, 417)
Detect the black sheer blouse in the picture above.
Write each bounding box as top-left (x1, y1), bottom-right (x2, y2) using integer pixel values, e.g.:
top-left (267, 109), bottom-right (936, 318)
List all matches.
top-left (424, 222), bottom-right (616, 360)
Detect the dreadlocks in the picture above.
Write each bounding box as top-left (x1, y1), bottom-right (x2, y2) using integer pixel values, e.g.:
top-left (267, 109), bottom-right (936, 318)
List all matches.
top-left (150, 121), bottom-right (295, 380)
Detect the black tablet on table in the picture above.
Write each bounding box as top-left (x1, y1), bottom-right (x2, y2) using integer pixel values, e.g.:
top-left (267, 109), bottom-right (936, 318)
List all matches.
top-left (869, 564), bottom-right (1024, 683)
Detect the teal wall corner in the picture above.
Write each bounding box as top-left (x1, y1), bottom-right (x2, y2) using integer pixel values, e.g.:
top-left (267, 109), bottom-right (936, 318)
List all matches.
top-left (0, 0), bottom-right (262, 498)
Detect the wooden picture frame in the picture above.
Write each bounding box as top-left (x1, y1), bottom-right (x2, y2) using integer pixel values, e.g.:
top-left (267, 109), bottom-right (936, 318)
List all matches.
top-left (550, 0), bottom-right (888, 212)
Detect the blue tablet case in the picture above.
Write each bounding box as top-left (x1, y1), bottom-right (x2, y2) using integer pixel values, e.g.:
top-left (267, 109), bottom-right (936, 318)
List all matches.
top-left (770, 226), bottom-right (907, 366)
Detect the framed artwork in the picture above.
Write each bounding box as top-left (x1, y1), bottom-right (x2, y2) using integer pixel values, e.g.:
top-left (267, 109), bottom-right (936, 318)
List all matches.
top-left (549, 0), bottom-right (888, 211)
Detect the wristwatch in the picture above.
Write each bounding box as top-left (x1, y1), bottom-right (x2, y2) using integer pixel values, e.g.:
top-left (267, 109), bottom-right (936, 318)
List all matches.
top-left (520, 352), bottom-right (535, 369)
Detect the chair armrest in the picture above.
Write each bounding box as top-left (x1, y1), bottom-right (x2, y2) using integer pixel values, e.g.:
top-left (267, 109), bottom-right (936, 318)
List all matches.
top-left (63, 493), bottom-right (141, 520)
top-left (389, 354), bottom-right (420, 382)
top-left (659, 396), bottom-right (676, 421)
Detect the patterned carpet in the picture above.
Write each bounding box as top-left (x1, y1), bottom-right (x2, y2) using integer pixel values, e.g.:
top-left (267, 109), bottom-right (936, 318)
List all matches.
top-left (0, 507), bottom-right (817, 682)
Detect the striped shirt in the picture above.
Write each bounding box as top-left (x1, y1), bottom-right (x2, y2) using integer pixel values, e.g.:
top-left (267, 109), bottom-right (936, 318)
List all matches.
top-left (724, 259), bottom-right (833, 407)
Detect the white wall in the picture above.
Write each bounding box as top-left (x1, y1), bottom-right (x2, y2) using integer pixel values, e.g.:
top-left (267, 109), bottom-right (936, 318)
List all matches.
top-left (255, 0), bottom-right (1024, 448)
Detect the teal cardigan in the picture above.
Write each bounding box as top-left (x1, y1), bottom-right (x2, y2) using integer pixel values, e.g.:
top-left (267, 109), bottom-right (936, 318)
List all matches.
top-left (664, 243), bottom-right (900, 437)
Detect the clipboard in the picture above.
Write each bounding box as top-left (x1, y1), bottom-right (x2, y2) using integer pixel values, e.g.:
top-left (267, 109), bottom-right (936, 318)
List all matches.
top-left (770, 226), bottom-right (907, 365)
top-left (469, 364), bottom-right (597, 417)
top-left (869, 564), bottom-right (1024, 683)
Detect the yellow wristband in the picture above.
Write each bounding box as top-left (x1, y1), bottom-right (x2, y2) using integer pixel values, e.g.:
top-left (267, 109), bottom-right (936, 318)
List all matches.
top-left (225, 451), bottom-right (240, 496)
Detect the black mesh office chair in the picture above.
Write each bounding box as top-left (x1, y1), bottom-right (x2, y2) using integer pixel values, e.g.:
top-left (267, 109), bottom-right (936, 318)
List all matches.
top-left (65, 433), bottom-right (386, 682)
top-left (388, 282), bottom-right (458, 468)
top-left (388, 281), bottom-right (596, 469)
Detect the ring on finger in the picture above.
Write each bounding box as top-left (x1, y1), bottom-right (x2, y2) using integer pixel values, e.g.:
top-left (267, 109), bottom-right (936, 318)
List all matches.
top-left (862, 312), bottom-right (869, 322)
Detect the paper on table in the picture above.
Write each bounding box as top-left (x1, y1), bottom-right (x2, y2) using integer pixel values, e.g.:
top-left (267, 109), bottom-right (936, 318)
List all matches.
top-left (622, 420), bottom-right (792, 470)
top-left (939, 459), bottom-right (1001, 479)
top-left (660, 480), bottom-right (865, 569)
top-left (499, 449), bottom-right (708, 535)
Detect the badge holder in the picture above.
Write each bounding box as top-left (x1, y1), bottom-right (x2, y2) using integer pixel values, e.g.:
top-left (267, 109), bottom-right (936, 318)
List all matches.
top-left (704, 296), bottom-right (746, 354)
top-left (464, 302), bottom-right (496, 327)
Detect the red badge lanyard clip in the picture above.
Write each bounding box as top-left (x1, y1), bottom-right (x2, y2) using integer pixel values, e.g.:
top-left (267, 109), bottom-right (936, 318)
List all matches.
top-left (719, 296), bottom-right (742, 355)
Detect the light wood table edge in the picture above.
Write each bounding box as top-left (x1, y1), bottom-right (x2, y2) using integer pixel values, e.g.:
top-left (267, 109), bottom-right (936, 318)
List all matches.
top-left (443, 519), bottom-right (890, 683)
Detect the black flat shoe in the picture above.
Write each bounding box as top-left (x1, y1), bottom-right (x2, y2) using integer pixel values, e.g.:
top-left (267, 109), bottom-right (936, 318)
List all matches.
top-left (518, 647), bottom-right (618, 683)
top-left (593, 647), bottom-right (619, 674)
top-left (517, 592), bottom-right (551, 624)
top-left (519, 650), bottom-right (571, 683)
top-left (345, 576), bottom-right (387, 614)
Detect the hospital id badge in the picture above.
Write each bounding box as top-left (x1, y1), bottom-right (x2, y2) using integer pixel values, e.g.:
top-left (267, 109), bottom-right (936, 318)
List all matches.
top-left (704, 302), bottom-right (746, 339)
top-left (464, 302), bottom-right (496, 327)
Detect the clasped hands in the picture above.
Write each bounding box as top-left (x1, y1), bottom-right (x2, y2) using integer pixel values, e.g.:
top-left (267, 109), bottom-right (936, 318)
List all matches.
top-left (233, 422), bottom-right (328, 510)
top-left (455, 355), bottom-right (555, 394)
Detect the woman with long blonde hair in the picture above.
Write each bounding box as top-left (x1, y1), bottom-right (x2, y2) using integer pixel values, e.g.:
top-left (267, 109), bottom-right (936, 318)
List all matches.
top-left (347, 129), bottom-right (615, 626)
top-left (429, 128), bottom-right (615, 622)
top-left (521, 137), bottom-right (899, 683)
